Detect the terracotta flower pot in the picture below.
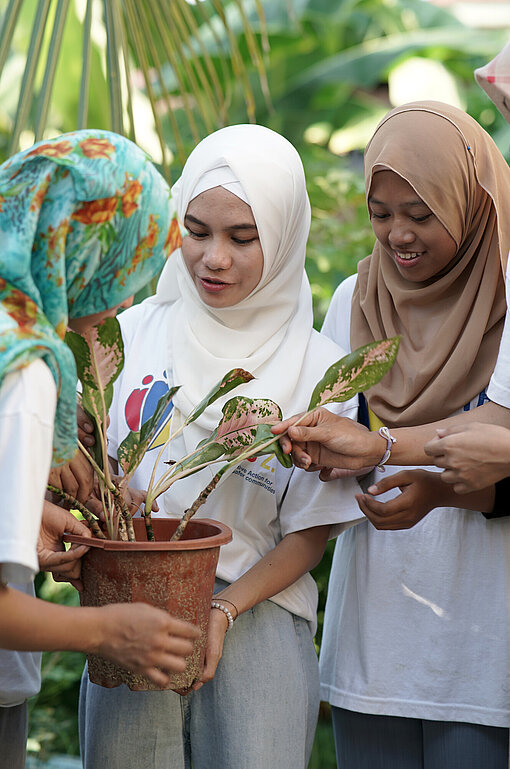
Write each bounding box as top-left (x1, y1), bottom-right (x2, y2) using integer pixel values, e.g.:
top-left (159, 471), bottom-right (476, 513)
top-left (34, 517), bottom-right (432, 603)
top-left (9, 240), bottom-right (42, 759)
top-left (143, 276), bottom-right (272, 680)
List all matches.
top-left (64, 517), bottom-right (232, 691)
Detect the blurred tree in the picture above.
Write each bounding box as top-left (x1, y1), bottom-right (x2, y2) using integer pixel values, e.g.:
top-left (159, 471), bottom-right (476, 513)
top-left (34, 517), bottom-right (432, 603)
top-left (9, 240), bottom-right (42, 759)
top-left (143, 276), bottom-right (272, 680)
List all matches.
top-left (0, 0), bottom-right (269, 175)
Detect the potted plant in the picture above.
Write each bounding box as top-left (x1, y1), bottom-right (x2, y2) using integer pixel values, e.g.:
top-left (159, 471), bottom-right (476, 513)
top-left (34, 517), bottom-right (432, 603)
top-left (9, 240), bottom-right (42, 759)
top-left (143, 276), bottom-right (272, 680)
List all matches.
top-left (52, 317), bottom-right (400, 690)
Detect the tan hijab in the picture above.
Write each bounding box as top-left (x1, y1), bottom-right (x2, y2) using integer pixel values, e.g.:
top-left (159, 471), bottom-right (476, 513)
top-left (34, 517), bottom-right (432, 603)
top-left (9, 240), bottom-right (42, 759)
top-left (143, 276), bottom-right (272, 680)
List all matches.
top-left (351, 101), bottom-right (510, 428)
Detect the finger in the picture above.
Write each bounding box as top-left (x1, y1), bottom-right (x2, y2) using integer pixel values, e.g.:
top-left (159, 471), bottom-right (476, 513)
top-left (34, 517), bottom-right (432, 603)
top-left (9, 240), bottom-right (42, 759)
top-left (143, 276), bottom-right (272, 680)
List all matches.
top-left (287, 425), bottom-right (316, 443)
top-left (201, 653), bottom-right (221, 682)
top-left (59, 466), bottom-right (79, 499)
top-left (439, 469), bottom-right (458, 485)
top-left (357, 492), bottom-right (407, 517)
top-left (271, 413), bottom-right (305, 435)
top-left (290, 446), bottom-right (312, 470)
top-left (319, 466), bottom-right (363, 481)
top-left (166, 618), bottom-right (201, 639)
top-left (430, 455), bottom-right (448, 469)
top-left (452, 481), bottom-right (471, 495)
top-left (366, 473), bottom-right (409, 496)
top-left (277, 435), bottom-right (293, 455)
top-left (356, 495), bottom-right (412, 531)
top-left (64, 515), bottom-right (93, 537)
top-left (424, 438), bottom-right (444, 457)
top-left (43, 544), bottom-right (89, 568)
top-left (142, 667), bottom-right (173, 687)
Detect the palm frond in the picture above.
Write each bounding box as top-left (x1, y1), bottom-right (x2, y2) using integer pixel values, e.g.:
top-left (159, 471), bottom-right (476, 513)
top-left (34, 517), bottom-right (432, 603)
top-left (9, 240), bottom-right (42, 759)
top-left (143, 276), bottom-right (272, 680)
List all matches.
top-left (0, 0), bottom-right (271, 174)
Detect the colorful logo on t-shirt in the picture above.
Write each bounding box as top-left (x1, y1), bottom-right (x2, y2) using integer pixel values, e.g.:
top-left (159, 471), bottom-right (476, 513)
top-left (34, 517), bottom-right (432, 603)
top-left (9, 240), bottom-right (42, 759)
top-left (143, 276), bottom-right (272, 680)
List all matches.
top-left (125, 371), bottom-right (173, 450)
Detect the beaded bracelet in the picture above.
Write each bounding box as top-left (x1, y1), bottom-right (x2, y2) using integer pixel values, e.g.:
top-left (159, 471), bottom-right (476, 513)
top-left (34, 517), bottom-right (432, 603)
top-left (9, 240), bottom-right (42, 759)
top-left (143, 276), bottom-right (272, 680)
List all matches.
top-left (217, 598), bottom-right (239, 620)
top-left (211, 601), bottom-right (235, 631)
top-left (376, 426), bottom-right (396, 472)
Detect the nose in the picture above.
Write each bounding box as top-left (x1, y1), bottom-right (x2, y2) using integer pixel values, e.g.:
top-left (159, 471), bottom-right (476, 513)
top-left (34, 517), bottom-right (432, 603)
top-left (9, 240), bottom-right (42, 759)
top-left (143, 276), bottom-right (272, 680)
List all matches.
top-left (388, 218), bottom-right (416, 249)
top-left (202, 239), bottom-right (232, 270)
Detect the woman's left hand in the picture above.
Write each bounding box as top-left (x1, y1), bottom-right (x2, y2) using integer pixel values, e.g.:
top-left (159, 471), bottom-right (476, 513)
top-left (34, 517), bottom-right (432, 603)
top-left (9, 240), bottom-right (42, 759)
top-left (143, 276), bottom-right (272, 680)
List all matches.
top-left (191, 608), bottom-right (229, 691)
top-left (38, 500), bottom-right (92, 589)
top-left (356, 469), bottom-right (442, 530)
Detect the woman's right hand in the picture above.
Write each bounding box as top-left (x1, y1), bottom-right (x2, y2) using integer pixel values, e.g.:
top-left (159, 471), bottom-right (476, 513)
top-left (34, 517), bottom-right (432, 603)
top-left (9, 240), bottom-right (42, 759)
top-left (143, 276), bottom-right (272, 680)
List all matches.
top-left (425, 422), bottom-right (510, 493)
top-left (272, 408), bottom-right (385, 473)
top-left (92, 603), bottom-right (200, 687)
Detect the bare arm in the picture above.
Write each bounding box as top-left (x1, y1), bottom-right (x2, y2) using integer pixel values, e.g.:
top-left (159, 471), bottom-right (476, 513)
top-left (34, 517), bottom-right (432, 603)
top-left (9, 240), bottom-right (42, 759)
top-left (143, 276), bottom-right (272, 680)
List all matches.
top-left (272, 402), bottom-right (510, 473)
top-left (0, 583), bottom-right (200, 687)
top-left (195, 525), bottom-right (331, 687)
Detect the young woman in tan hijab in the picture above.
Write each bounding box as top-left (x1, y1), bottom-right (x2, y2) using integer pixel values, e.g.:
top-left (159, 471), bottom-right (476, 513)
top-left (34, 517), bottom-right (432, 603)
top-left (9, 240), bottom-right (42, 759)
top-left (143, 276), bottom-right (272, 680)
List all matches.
top-left (278, 102), bottom-right (510, 768)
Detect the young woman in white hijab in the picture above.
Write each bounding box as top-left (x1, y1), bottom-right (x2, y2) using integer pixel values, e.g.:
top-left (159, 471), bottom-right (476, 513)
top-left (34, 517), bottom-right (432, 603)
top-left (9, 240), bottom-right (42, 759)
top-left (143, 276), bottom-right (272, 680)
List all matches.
top-left (78, 124), bottom-right (362, 769)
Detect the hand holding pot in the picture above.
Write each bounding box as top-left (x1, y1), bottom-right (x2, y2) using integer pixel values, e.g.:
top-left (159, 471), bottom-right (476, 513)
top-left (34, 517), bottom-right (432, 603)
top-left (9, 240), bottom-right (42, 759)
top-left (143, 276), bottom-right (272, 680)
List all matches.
top-left (92, 603), bottom-right (200, 687)
top-left (38, 500), bottom-right (92, 589)
top-left (190, 607), bottom-right (230, 692)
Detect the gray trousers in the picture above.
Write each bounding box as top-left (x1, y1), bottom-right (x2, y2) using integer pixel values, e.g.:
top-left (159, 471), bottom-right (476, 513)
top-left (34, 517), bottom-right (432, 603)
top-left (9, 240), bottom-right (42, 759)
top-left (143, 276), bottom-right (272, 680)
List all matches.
top-left (331, 706), bottom-right (509, 769)
top-left (0, 702), bottom-right (28, 769)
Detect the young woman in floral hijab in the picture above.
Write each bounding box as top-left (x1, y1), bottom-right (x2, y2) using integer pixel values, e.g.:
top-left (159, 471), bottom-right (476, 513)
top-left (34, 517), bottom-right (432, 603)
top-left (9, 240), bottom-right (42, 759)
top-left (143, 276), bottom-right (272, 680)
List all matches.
top-left (0, 130), bottom-right (198, 769)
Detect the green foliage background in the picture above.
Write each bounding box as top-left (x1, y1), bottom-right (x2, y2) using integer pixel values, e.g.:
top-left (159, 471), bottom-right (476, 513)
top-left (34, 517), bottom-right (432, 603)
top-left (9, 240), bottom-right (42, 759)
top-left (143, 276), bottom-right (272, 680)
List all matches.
top-left (8, 0), bottom-right (507, 764)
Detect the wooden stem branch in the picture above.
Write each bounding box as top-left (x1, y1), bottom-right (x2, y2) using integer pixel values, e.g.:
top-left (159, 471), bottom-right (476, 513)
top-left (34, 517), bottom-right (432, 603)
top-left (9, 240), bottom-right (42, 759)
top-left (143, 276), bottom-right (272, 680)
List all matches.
top-left (170, 469), bottom-right (224, 542)
top-left (47, 485), bottom-right (106, 540)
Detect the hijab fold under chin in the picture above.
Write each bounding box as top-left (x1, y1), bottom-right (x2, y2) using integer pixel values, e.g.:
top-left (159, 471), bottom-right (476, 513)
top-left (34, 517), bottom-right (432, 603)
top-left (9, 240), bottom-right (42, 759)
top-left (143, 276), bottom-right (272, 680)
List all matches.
top-left (350, 101), bottom-right (510, 428)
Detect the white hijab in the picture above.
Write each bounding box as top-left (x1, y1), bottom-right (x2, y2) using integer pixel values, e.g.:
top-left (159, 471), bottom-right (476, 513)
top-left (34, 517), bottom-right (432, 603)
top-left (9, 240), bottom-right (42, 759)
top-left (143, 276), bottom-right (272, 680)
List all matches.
top-left (151, 123), bottom-right (314, 438)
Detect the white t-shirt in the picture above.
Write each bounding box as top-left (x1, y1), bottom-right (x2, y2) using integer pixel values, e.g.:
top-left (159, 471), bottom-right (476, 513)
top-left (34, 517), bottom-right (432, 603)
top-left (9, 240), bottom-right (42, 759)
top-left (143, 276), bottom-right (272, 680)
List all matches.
top-left (318, 274), bottom-right (510, 728)
top-left (0, 359), bottom-right (57, 706)
top-left (488, 257), bottom-right (510, 408)
top-left (108, 300), bottom-right (363, 630)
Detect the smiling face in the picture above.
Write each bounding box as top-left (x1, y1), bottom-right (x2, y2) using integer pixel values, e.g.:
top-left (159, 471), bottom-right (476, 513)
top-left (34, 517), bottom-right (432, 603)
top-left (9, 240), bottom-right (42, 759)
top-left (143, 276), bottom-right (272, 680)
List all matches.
top-left (181, 186), bottom-right (264, 308)
top-left (368, 170), bottom-right (458, 282)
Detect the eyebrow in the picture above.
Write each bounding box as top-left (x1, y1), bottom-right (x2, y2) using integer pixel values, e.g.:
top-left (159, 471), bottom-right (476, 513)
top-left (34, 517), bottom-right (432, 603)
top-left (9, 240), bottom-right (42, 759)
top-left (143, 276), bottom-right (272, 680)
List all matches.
top-left (184, 213), bottom-right (257, 231)
top-left (368, 196), bottom-right (428, 208)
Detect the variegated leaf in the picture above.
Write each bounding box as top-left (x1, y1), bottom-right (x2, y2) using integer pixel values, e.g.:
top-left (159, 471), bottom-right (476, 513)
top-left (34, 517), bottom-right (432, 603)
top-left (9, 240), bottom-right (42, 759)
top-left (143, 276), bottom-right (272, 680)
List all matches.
top-left (167, 441), bottom-right (226, 478)
top-left (308, 337), bottom-right (401, 410)
top-left (214, 396), bottom-right (282, 454)
top-left (183, 368), bottom-right (255, 426)
top-left (167, 396), bottom-right (289, 479)
top-left (66, 316), bottom-right (124, 391)
top-left (226, 422), bottom-right (292, 468)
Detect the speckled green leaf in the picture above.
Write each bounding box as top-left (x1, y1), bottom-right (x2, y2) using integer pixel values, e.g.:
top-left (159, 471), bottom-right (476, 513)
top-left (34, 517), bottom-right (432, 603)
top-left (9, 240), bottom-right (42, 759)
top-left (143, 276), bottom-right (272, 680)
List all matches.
top-left (214, 396), bottom-right (282, 453)
top-left (308, 336), bottom-right (401, 410)
top-left (66, 317), bottom-right (124, 469)
top-left (65, 317), bottom-right (124, 391)
top-left (183, 368), bottom-right (254, 426)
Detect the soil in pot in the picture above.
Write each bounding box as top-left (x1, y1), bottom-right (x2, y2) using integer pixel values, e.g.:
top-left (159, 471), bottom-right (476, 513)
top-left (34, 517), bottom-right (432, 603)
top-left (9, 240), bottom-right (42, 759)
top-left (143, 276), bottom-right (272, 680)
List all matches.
top-left (65, 517), bottom-right (232, 691)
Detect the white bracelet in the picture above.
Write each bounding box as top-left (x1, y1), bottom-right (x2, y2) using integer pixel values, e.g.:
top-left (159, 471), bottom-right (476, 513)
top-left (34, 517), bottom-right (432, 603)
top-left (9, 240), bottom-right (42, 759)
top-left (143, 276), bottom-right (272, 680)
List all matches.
top-left (376, 426), bottom-right (396, 472)
top-left (211, 601), bottom-right (234, 631)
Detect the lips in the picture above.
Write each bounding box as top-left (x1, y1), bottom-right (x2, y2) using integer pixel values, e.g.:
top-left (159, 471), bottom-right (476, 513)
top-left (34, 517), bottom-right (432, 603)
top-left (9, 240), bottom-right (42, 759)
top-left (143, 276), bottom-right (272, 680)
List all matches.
top-left (395, 251), bottom-right (423, 261)
top-left (198, 276), bottom-right (232, 292)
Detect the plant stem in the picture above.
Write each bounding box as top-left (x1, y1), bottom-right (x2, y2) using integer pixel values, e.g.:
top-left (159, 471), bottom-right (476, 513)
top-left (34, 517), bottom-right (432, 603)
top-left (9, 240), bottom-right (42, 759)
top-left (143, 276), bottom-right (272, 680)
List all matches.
top-left (143, 509), bottom-right (155, 542)
top-left (110, 481), bottom-right (135, 542)
top-left (170, 467), bottom-right (227, 542)
top-left (78, 440), bottom-right (134, 541)
top-left (47, 485), bottom-right (106, 540)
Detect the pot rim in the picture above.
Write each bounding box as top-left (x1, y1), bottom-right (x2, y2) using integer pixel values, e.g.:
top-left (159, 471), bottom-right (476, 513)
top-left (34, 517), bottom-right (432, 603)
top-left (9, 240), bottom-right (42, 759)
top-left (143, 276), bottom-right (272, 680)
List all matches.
top-left (63, 517), bottom-right (232, 551)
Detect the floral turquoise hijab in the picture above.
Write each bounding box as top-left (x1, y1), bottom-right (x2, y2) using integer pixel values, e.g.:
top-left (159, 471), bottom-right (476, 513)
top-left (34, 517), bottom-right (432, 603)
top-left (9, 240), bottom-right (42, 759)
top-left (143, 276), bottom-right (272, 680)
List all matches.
top-left (0, 130), bottom-right (181, 465)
